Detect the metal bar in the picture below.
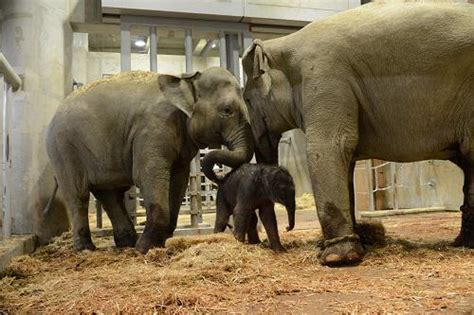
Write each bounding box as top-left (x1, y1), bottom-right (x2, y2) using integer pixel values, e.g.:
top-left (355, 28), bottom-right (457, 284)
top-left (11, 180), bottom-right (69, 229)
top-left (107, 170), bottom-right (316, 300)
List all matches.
top-left (242, 31), bottom-right (253, 85)
top-left (149, 26), bottom-right (157, 72)
top-left (121, 15), bottom-right (248, 33)
top-left (184, 29), bottom-right (193, 73)
top-left (366, 159), bottom-right (375, 211)
top-left (120, 21), bottom-right (131, 71)
top-left (390, 162), bottom-right (398, 210)
top-left (2, 81), bottom-right (12, 238)
top-left (185, 28), bottom-right (202, 228)
top-left (96, 199), bottom-right (103, 229)
top-left (199, 39), bottom-right (215, 57)
top-left (0, 54), bottom-right (21, 92)
top-left (416, 162), bottom-right (424, 208)
top-left (219, 31), bottom-right (227, 68)
top-left (230, 34), bottom-right (240, 83)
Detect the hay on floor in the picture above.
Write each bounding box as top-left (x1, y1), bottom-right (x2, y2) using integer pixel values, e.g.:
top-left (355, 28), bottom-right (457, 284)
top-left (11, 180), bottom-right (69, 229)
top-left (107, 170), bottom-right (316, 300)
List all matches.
top-left (1, 214), bottom-right (472, 313)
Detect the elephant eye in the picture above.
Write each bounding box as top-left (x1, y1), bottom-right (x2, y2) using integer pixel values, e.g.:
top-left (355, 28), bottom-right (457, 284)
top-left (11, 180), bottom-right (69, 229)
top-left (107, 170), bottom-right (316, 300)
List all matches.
top-left (220, 105), bottom-right (233, 117)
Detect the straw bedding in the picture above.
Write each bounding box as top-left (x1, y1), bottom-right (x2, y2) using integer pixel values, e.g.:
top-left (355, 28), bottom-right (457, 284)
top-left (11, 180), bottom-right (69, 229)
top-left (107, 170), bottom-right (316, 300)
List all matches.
top-left (0, 214), bottom-right (473, 313)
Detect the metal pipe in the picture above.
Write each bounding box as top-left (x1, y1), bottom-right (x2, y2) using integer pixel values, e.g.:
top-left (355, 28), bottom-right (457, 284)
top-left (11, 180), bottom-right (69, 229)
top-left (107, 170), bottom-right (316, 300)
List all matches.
top-left (184, 29), bottom-right (202, 227)
top-left (366, 159), bottom-right (375, 211)
top-left (242, 31), bottom-right (253, 85)
top-left (219, 31), bottom-right (227, 68)
top-left (149, 26), bottom-right (158, 72)
top-left (120, 22), bottom-right (131, 71)
top-left (184, 29), bottom-right (193, 73)
top-left (199, 39), bottom-right (215, 57)
top-left (0, 54), bottom-right (21, 91)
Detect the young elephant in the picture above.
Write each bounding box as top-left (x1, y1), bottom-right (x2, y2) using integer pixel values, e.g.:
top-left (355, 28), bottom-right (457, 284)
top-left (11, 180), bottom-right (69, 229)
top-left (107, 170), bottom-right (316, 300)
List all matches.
top-left (209, 163), bottom-right (296, 251)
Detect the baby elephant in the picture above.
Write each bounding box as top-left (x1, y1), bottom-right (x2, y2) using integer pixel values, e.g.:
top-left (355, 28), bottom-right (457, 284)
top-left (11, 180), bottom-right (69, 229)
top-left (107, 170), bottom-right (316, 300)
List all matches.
top-left (213, 164), bottom-right (296, 251)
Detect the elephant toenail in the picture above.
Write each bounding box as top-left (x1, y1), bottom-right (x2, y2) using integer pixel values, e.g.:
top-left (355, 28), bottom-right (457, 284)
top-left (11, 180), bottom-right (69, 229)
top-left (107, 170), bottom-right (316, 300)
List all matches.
top-left (325, 253), bottom-right (342, 264)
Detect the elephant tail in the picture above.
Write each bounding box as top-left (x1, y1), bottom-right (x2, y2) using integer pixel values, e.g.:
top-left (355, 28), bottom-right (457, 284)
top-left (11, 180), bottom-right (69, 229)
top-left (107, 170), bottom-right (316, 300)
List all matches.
top-left (43, 177), bottom-right (59, 216)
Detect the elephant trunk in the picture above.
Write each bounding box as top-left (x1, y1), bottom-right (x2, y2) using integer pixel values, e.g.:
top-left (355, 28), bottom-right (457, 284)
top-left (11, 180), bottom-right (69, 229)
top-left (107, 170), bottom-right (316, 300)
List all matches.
top-left (285, 197), bottom-right (296, 232)
top-left (202, 122), bottom-right (254, 183)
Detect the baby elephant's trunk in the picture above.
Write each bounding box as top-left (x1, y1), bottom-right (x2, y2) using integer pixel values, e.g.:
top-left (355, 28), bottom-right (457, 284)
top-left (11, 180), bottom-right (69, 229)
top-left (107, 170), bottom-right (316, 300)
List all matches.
top-left (286, 197), bottom-right (296, 232)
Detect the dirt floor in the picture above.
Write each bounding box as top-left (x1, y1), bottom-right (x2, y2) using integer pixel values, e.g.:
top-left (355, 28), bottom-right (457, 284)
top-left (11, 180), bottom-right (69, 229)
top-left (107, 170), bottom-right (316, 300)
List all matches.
top-left (0, 211), bottom-right (473, 313)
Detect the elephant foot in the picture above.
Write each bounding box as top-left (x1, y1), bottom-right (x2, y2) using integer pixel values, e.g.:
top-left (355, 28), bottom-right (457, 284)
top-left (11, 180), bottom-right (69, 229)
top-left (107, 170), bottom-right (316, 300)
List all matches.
top-left (317, 234), bottom-right (365, 267)
top-left (74, 240), bottom-right (96, 251)
top-left (114, 230), bottom-right (138, 248)
top-left (248, 238), bottom-right (261, 245)
top-left (452, 207), bottom-right (474, 248)
top-left (247, 232), bottom-right (261, 244)
top-left (271, 244), bottom-right (287, 253)
top-left (233, 231), bottom-right (246, 243)
top-left (135, 232), bottom-right (166, 254)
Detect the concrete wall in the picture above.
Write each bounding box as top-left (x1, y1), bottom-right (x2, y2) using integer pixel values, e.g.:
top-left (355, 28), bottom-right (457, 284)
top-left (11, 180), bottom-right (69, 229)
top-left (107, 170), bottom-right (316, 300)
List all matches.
top-left (1, 0), bottom-right (76, 236)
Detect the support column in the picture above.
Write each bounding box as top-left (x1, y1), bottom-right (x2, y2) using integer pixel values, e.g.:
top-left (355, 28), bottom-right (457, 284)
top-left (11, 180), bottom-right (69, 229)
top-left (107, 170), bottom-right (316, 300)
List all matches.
top-left (219, 31), bottom-right (227, 68)
top-left (149, 26), bottom-right (157, 72)
top-left (185, 29), bottom-right (203, 228)
top-left (120, 22), bottom-right (131, 71)
top-left (366, 160), bottom-right (375, 211)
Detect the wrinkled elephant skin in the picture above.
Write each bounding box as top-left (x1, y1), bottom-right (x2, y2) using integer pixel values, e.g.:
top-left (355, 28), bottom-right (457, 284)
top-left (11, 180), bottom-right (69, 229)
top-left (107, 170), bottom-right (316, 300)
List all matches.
top-left (47, 67), bottom-right (254, 253)
top-left (242, 3), bottom-right (474, 266)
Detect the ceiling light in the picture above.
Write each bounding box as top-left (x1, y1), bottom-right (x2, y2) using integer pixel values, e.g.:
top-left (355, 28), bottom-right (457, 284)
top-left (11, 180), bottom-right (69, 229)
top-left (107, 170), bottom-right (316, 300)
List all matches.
top-left (211, 43), bottom-right (217, 48)
top-left (135, 39), bottom-right (146, 47)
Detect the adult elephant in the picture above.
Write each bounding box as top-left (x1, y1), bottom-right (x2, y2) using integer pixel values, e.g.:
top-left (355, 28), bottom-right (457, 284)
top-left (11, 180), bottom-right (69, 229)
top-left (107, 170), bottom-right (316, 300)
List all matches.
top-left (241, 3), bottom-right (473, 266)
top-left (46, 67), bottom-right (253, 253)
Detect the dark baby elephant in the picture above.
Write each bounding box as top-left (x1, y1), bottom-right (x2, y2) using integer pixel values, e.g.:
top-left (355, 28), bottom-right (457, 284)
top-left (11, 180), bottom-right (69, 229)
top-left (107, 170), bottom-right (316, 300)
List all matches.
top-left (205, 163), bottom-right (296, 251)
top-left (46, 68), bottom-right (254, 253)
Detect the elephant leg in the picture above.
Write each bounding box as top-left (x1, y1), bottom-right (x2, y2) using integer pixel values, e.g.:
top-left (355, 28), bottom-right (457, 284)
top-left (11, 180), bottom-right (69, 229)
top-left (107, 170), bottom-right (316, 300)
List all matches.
top-left (451, 157), bottom-right (474, 248)
top-left (247, 212), bottom-right (261, 244)
top-left (136, 164), bottom-right (171, 254)
top-left (306, 131), bottom-right (364, 266)
top-left (93, 189), bottom-right (137, 248)
top-left (258, 203), bottom-right (285, 252)
top-left (59, 184), bottom-right (94, 251)
top-left (167, 164), bottom-right (190, 238)
top-left (233, 205), bottom-right (250, 243)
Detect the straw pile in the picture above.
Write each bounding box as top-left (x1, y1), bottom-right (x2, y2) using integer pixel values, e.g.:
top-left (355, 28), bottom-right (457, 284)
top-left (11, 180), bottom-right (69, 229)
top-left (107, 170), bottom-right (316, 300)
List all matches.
top-left (1, 214), bottom-right (473, 313)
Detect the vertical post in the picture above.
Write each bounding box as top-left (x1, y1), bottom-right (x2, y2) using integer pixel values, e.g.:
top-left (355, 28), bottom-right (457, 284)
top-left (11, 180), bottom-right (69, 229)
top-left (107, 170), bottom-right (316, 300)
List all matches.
top-left (185, 29), bottom-right (202, 228)
top-left (219, 31), bottom-right (227, 68)
top-left (2, 81), bottom-right (11, 238)
top-left (120, 22), bottom-right (131, 71)
top-left (416, 162), bottom-right (424, 208)
top-left (149, 26), bottom-right (158, 72)
top-left (366, 159), bottom-right (375, 211)
top-left (242, 31), bottom-right (253, 85)
top-left (95, 199), bottom-right (103, 229)
top-left (390, 162), bottom-right (399, 210)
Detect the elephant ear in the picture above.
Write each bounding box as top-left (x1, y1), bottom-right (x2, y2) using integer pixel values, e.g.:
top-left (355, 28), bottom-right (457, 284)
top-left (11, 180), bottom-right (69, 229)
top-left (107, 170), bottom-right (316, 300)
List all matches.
top-left (242, 39), bottom-right (272, 96)
top-left (158, 72), bottom-right (201, 118)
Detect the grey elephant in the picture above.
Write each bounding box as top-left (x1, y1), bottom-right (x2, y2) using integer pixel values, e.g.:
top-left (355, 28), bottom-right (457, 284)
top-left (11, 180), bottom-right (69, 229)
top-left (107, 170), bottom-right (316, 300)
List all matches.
top-left (240, 3), bottom-right (474, 266)
top-left (46, 68), bottom-right (253, 253)
top-left (209, 163), bottom-right (296, 251)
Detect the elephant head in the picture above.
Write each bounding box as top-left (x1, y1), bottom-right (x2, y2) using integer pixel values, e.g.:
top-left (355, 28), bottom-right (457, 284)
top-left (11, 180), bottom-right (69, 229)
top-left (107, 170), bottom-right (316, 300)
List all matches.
top-left (242, 39), bottom-right (298, 164)
top-left (158, 67), bottom-right (254, 180)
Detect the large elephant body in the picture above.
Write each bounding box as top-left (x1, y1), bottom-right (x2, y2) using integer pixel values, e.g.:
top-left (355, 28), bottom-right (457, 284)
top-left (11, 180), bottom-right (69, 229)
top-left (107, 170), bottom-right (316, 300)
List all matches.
top-left (47, 68), bottom-right (253, 253)
top-left (242, 3), bottom-right (474, 265)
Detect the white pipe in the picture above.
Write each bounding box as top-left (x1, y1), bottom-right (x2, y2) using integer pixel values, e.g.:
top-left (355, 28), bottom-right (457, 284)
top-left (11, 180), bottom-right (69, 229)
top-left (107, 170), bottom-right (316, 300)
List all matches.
top-left (0, 54), bottom-right (21, 91)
